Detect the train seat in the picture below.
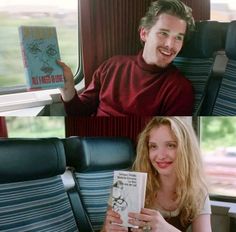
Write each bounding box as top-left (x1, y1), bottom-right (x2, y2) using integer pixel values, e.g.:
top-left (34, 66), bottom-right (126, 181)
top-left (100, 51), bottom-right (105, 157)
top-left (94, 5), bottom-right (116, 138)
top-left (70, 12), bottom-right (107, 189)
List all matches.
top-left (64, 136), bottom-right (135, 232)
top-left (199, 22), bottom-right (229, 115)
top-left (0, 138), bottom-right (79, 232)
top-left (210, 21), bottom-right (236, 115)
top-left (173, 21), bottom-right (222, 115)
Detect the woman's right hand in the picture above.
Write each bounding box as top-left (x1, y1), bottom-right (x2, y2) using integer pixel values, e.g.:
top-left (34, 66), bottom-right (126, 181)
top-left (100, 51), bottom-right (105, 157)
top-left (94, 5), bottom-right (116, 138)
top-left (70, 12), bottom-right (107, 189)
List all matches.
top-left (103, 208), bottom-right (128, 232)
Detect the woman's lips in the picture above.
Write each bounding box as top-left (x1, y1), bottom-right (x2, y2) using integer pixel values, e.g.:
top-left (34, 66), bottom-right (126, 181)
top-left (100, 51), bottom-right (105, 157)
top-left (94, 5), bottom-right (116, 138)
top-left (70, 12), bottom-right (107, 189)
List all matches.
top-left (156, 161), bottom-right (172, 169)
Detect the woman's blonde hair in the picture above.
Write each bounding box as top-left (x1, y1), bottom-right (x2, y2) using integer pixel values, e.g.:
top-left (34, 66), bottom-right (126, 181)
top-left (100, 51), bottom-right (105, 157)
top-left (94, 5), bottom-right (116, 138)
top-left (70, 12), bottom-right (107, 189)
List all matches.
top-left (133, 117), bottom-right (208, 226)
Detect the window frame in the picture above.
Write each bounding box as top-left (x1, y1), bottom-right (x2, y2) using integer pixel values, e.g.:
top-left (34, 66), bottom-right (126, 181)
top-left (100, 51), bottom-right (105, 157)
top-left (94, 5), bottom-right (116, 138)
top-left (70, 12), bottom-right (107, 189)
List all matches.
top-left (0, 0), bottom-right (84, 115)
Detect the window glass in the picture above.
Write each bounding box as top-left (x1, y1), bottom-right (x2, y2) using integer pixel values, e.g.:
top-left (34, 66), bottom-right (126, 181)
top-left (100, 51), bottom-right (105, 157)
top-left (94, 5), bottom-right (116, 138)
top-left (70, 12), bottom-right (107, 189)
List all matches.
top-left (0, 0), bottom-right (77, 88)
top-left (6, 116), bottom-right (65, 138)
top-left (211, 0), bottom-right (236, 21)
top-left (201, 117), bottom-right (236, 197)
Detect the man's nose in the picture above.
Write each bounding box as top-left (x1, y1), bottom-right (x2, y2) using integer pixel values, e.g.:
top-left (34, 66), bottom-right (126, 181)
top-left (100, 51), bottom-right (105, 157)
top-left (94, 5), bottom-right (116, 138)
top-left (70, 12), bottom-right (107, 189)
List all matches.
top-left (164, 37), bottom-right (175, 49)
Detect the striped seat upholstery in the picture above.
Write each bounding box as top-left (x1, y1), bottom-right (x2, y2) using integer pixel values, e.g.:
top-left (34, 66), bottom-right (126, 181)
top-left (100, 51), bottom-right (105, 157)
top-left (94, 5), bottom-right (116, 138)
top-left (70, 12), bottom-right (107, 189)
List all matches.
top-left (212, 21), bottom-right (236, 115)
top-left (0, 138), bottom-right (79, 232)
top-left (75, 171), bottom-right (114, 231)
top-left (64, 136), bottom-right (135, 232)
top-left (0, 176), bottom-right (78, 232)
top-left (212, 60), bottom-right (236, 115)
top-left (173, 57), bottom-right (214, 113)
top-left (173, 21), bottom-right (222, 115)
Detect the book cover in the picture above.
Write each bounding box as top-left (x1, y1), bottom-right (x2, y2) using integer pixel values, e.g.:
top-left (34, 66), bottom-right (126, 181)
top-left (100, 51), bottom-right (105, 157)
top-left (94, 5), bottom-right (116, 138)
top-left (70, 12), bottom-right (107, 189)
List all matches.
top-left (112, 170), bottom-right (147, 228)
top-left (18, 26), bottom-right (64, 90)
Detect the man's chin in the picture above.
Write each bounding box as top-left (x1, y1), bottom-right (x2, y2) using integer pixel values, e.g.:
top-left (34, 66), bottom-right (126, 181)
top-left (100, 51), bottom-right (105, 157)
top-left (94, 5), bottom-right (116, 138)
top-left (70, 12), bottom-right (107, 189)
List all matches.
top-left (155, 62), bottom-right (169, 68)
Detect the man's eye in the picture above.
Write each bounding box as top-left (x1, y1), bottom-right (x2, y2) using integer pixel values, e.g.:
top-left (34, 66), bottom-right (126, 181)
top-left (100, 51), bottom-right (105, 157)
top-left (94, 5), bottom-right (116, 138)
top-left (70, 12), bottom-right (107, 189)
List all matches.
top-left (159, 31), bottom-right (168, 36)
top-left (176, 35), bottom-right (184, 41)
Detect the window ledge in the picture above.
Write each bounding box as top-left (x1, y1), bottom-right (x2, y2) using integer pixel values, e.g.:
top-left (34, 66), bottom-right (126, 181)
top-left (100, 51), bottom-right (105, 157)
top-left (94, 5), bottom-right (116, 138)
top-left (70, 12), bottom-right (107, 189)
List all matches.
top-left (0, 91), bottom-right (53, 115)
top-left (0, 80), bottom-right (84, 116)
top-left (211, 200), bottom-right (236, 218)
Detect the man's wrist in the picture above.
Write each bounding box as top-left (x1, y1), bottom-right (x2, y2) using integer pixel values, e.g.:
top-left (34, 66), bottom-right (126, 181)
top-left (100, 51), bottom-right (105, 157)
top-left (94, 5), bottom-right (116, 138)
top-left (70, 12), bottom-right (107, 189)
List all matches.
top-left (60, 88), bottom-right (76, 102)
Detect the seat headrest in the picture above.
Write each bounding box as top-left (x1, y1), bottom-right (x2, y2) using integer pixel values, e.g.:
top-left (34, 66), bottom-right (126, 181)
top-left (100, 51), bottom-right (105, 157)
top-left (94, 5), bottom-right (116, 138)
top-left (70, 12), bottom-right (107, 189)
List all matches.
top-left (64, 137), bottom-right (135, 172)
top-left (225, 21), bottom-right (236, 60)
top-left (0, 138), bottom-right (66, 183)
top-left (178, 21), bottom-right (222, 58)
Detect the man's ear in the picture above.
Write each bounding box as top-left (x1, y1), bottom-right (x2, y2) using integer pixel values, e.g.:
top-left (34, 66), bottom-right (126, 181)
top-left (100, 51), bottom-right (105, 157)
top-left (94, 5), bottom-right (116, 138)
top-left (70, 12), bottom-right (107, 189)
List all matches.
top-left (140, 27), bottom-right (148, 43)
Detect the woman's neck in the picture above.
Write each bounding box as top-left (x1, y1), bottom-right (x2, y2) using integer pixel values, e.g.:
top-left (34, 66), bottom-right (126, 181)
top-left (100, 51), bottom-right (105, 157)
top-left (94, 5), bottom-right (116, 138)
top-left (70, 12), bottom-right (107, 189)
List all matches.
top-left (159, 174), bottom-right (177, 194)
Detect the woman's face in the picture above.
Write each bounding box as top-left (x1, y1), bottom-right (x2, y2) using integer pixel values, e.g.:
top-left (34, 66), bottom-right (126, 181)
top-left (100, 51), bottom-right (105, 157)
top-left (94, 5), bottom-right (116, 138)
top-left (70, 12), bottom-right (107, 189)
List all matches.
top-left (148, 125), bottom-right (178, 177)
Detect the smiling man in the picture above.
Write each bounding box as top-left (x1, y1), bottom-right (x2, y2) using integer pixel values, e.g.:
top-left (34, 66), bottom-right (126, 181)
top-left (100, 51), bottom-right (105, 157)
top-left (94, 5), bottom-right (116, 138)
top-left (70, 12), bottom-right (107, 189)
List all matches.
top-left (59, 0), bottom-right (195, 116)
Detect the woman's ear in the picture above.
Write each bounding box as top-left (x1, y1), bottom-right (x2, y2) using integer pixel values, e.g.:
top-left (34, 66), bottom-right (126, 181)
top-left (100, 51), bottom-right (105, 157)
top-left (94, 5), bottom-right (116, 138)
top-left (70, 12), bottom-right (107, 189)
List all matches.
top-left (140, 27), bottom-right (148, 43)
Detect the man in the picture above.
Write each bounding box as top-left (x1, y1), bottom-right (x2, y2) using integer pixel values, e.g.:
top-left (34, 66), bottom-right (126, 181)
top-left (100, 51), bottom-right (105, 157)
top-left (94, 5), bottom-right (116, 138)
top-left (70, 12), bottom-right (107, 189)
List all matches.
top-left (59, 0), bottom-right (195, 116)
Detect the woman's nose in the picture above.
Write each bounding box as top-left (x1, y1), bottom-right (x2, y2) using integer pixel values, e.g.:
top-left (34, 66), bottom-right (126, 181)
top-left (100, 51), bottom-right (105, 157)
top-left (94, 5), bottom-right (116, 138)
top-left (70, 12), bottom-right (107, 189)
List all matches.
top-left (156, 147), bottom-right (167, 159)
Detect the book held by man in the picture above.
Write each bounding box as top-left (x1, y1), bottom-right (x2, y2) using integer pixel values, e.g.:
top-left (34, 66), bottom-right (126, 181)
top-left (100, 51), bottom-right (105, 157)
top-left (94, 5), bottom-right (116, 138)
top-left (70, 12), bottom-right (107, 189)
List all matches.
top-left (18, 26), bottom-right (64, 90)
top-left (112, 170), bottom-right (147, 228)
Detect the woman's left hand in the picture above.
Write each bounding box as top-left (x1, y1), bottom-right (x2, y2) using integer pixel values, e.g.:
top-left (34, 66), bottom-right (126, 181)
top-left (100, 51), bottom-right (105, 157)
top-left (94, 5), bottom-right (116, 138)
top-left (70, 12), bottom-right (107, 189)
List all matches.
top-left (128, 208), bottom-right (180, 232)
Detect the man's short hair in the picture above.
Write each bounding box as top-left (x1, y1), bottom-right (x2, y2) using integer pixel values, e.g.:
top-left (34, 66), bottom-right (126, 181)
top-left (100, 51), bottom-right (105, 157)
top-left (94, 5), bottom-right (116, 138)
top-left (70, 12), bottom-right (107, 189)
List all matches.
top-left (139, 0), bottom-right (195, 42)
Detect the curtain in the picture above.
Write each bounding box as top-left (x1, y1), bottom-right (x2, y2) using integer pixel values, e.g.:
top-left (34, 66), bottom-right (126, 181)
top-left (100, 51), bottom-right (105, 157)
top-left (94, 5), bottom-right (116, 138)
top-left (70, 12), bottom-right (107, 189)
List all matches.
top-left (80, 0), bottom-right (152, 86)
top-left (65, 117), bottom-right (151, 144)
top-left (0, 117), bottom-right (8, 138)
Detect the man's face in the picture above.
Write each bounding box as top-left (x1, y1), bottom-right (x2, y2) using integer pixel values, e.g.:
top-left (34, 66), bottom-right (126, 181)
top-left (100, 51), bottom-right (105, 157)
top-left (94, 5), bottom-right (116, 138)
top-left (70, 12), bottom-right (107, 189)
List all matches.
top-left (140, 13), bottom-right (187, 68)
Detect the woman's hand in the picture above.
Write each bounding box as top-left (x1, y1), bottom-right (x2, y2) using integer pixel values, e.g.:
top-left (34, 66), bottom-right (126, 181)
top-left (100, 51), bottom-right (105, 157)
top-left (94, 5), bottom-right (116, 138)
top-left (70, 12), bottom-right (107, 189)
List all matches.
top-left (128, 208), bottom-right (181, 232)
top-left (103, 208), bottom-right (128, 232)
top-left (57, 60), bottom-right (76, 102)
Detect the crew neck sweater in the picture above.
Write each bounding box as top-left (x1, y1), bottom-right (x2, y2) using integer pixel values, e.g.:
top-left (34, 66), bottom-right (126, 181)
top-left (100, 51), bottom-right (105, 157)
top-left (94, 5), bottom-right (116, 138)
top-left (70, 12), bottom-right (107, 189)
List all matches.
top-left (63, 51), bottom-right (194, 116)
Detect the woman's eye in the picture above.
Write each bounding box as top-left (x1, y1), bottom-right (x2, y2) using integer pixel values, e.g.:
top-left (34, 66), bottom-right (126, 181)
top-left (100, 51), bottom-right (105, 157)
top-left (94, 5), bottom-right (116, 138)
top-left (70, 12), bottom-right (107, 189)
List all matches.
top-left (148, 144), bottom-right (157, 150)
top-left (167, 143), bottom-right (176, 149)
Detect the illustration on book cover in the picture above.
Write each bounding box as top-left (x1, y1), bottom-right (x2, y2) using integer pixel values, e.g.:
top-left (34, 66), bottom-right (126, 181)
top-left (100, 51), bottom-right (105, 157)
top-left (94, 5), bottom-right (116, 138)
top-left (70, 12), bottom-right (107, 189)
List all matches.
top-left (18, 26), bottom-right (64, 90)
top-left (112, 171), bottom-right (147, 228)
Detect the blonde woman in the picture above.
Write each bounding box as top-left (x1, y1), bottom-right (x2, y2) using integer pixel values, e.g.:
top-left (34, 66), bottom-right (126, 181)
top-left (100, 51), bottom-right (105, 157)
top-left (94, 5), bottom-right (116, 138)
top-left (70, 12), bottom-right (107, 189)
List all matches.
top-left (103, 117), bottom-right (211, 232)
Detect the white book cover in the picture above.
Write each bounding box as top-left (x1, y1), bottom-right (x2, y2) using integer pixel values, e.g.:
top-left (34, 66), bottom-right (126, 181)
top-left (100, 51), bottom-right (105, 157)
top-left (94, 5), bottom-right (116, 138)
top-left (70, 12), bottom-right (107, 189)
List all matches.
top-left (112, 170), bottom-right (147, 228)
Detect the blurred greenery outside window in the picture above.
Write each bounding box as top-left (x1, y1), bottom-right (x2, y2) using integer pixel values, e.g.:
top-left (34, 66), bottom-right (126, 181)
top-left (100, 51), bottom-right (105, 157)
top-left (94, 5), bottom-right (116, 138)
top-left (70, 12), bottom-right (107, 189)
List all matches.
top-left (201, 117), bottom-right (236, 198)
top-left (0, 0), bottom-right (78, 89)
top-left (6, 117), bottom-right (65, 138)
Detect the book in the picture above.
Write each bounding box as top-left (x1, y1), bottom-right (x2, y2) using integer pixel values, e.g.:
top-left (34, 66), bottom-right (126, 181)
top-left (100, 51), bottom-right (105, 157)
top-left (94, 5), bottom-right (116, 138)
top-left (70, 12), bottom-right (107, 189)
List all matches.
top-left (18, 26), bottom-right (64, 90)
top-left (112, 170), bottom-right (147, 228)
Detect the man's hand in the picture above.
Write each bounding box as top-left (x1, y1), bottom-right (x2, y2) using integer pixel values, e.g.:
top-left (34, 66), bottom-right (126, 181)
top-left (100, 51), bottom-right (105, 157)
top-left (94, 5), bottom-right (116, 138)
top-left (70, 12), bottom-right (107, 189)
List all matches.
top-left (57, 60), bottom-right (76, 102)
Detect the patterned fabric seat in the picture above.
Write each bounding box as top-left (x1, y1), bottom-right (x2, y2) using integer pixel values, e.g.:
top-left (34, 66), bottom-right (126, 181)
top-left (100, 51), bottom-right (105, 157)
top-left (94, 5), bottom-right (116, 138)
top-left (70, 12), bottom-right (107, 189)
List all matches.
top-left (76, 171), bottom-right (114, 231)
top-left (64, 136), bottom-right (135, 232)
top-left (212, 21), bottom-right (236, 115)
top-left (173, 21), bottom-right (222, 115)
top-left (0, 138), bottom-right (79, 232)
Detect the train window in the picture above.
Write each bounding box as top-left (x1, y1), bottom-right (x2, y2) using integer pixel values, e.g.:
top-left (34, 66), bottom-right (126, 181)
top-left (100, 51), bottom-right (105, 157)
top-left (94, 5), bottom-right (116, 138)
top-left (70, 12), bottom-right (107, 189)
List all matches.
top-left (6, 116), bottom-right (65, 138)
top-left (211, 0), bottom-right (236, 21)
top-left (0, 0), bottom-right (79, 92)
top-left (201, 117), bottom-right (236, 198)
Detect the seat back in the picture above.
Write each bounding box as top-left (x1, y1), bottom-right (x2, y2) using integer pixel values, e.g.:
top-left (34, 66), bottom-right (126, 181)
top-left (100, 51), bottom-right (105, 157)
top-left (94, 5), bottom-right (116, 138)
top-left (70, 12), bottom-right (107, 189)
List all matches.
top-left (0, 138), bottom-right (79, 232)
top-left (199, 22), bottom-right (229, 115)
top-left (64, 136), bottom-right (135, 232)
top-left (173, 21), bottom-right (222, 115)
top-left (211, 21), bottom-right (236, 115)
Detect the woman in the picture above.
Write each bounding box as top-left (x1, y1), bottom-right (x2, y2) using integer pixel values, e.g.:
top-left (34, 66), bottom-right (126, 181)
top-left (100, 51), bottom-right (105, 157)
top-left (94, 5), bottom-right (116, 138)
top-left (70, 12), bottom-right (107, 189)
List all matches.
top-left (102, 117), bottom-right (212, 232)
